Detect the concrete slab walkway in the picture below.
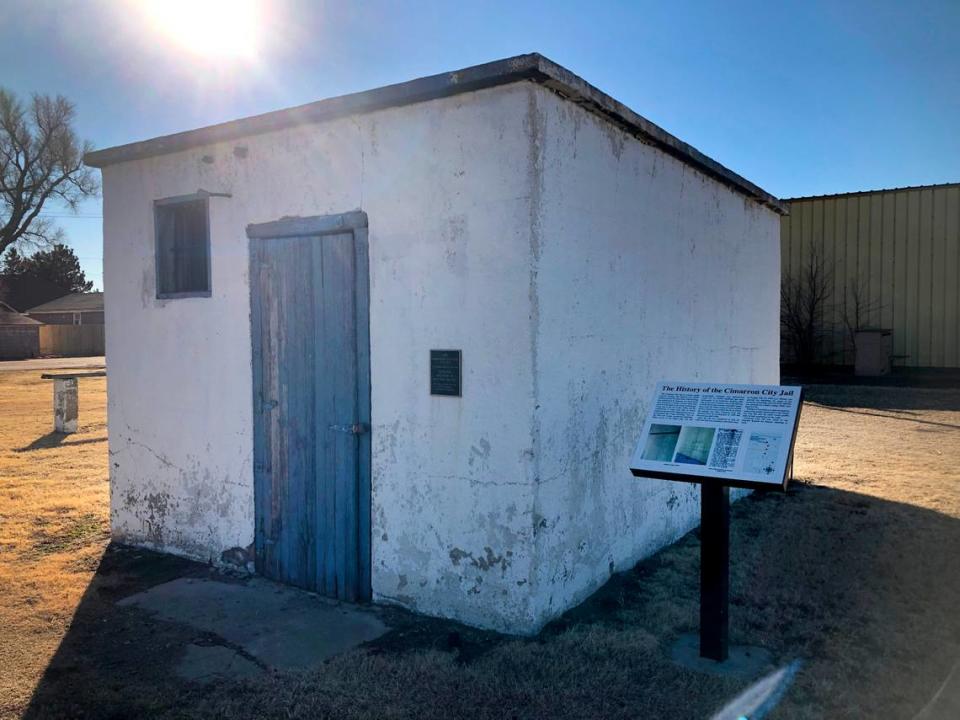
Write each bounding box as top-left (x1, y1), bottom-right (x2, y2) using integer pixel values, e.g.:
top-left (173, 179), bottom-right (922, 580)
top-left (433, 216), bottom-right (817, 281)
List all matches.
top-left (119, 577), bottom-right (389, 681)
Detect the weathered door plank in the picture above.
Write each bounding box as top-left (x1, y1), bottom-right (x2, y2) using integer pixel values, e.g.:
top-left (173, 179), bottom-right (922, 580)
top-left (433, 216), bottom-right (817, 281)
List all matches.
top-left (251, 217), bottom-right (370, 601)
top-left (322, 233), bottom-right (359, 601)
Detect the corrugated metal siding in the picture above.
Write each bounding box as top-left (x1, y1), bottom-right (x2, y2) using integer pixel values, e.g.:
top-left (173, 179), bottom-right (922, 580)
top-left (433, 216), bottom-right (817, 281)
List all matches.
top-left (781, 185), bottom-right (960, 368)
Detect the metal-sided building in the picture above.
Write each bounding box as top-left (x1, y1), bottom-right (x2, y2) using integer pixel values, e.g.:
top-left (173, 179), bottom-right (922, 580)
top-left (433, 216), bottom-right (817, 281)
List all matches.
top-left (85, 54), bottom-right (784, 634)
top-left (782, 183), bottom-right (960, 369)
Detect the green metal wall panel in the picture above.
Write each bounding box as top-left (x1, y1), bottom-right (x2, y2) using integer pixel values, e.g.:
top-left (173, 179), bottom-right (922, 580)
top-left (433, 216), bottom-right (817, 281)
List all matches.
top-left (781, 184), bottom-right (960, 368)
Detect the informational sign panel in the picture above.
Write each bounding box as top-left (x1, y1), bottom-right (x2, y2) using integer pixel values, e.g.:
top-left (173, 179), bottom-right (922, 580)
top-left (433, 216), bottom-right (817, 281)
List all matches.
top-left (430, 350), bottom-right (462, 397)
top-left (630, 381), bottom-right (803, 490)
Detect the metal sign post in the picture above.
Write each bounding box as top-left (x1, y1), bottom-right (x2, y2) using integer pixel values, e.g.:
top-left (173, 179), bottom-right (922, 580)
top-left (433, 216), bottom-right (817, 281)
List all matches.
top-left (699, 484), bottom-right (730, 661)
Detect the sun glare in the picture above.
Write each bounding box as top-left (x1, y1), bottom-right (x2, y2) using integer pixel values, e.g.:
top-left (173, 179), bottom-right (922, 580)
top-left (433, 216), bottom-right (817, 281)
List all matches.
top-left (141, 0), bottom-right (261, 60)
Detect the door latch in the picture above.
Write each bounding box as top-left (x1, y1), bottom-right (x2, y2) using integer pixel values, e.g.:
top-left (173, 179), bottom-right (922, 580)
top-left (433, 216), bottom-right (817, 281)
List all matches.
top-left (328, 423), bottom-right (369, 435)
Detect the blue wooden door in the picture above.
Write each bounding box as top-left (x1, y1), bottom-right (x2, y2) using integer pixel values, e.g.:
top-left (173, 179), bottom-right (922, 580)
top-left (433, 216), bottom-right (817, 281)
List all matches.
top-left (249, 216), bottom-right (370, 602)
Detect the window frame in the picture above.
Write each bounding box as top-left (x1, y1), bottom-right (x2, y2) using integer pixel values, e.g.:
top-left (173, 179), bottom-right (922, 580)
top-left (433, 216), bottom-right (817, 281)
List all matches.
top-left (153, 193), bottom-right (213, 300)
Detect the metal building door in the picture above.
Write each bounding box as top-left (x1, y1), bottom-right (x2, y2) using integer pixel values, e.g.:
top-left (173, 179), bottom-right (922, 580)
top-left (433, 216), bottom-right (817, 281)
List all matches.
top-left (248, 212), bottom-right (371, 602)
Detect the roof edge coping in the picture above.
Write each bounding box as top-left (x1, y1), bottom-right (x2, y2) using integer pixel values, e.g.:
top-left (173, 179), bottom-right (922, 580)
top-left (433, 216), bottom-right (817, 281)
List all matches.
top-left (84, 53), bottom-right (786, 214)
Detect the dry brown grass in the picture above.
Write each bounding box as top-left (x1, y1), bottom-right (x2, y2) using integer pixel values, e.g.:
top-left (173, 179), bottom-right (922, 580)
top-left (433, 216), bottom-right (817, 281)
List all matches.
top-left (0, 371), bottom-right (109, 719)
top-left (798, 385), bottom-right (959, 515)
top-left (1, 372), bottom-right (958, 719)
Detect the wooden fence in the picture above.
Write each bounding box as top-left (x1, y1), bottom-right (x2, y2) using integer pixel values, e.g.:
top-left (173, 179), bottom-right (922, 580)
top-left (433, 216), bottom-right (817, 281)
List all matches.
top-left (39, 325), bottom-right (105, 357)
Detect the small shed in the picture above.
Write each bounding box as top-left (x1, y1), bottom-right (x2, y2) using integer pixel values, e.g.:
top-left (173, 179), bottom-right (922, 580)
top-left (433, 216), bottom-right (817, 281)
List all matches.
top-left (85, 54), bottom-right (785, 634)
top-left (0, 301), bottom-right (42, 360)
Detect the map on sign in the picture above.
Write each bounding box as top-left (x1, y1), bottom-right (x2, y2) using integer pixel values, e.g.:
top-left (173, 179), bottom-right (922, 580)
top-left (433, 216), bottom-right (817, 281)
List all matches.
top-left (629, 381), bottom-right (803, 489)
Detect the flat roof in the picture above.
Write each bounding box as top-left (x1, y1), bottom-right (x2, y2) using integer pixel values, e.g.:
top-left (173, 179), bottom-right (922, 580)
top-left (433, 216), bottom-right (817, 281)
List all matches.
top-left (783, 181), bottom-right (960, 203)
top-left (84, 53), bottom-right (786, 214)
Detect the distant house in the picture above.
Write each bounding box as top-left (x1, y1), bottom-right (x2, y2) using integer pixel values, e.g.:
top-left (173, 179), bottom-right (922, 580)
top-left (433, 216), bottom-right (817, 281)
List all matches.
top-left (0, 301), bottom-right (42, 359)
top-left (26, 292), bottom-right (104, 325)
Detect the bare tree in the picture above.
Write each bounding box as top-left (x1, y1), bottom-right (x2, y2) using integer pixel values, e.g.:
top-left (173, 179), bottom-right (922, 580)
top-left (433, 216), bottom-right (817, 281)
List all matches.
top-left (0, 88), bottom-right (99, 257)
top-left (781, 245), bottom-right (833, 367)
top-left (841, 278), bottom-right (883, 360)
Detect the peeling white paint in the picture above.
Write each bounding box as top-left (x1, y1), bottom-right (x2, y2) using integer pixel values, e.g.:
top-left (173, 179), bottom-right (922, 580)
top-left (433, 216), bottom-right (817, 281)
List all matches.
top-left (102, 81), bottom-right (778, 635)
top-left (525, 87), bottom-right (779, 627)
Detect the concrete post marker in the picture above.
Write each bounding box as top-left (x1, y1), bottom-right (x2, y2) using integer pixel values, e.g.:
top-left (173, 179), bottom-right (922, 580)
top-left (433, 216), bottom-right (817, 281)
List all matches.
top-left (41, 370), bottom-right (106, 435)
top-left (53, 378), bottom-right (78, 434)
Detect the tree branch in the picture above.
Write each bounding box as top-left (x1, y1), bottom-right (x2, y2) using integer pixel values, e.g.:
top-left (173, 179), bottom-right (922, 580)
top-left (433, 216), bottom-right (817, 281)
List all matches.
top-left (0, 87), bottom-right (99, 257)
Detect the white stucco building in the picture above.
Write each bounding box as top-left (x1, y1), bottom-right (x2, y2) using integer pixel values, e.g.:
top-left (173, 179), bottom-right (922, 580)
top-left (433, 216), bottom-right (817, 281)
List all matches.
top-left (86, 54), bottom-right (785, 635)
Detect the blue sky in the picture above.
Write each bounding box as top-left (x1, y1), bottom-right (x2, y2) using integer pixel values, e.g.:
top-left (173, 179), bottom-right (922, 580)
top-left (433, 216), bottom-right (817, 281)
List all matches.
top-left (2, 0), bottom-right (958, 290)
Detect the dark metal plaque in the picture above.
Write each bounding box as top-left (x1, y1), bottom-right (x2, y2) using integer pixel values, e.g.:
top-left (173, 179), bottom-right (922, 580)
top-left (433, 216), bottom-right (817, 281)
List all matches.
top-left (430, 350), bottom-right (462, 397)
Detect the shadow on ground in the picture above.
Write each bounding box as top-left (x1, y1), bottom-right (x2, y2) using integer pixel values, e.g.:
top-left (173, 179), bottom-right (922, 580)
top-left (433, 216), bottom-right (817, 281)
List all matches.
top-left (22, 483), bottom-right (960, 720)
top-left (801, 383), bottom-right (960, 415)
top-left (782, 365), bottom-right (960, 392)
top-left (15, 432), bottom-right (107, 452)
